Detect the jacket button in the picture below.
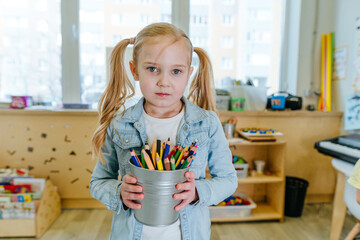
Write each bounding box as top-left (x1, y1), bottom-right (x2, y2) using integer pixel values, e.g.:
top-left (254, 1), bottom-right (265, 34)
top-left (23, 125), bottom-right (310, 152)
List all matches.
top-left (135, 122), bottom-right (141, 128)
top-left (183, 214), bottom-right (187, 219)
top-left (125, 139), bottom-right (129, 143)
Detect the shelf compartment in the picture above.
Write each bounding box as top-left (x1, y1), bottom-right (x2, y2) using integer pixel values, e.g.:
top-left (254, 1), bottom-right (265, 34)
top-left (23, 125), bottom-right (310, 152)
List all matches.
top-left (238, 175), bottom-right (283, 184)
top-left (210, 203), bottom-right (282, 222)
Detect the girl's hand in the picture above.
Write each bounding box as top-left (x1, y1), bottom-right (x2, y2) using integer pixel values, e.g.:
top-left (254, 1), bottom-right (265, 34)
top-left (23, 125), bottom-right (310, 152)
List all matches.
top-left (173, 171), bottom-right (198, 211)
top-left (120, 174), bottom-right (144, 209)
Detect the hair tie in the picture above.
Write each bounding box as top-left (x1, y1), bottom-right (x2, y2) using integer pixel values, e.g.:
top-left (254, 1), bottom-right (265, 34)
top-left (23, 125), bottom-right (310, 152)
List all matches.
top-left (129, 37), bottom-right (136, 45)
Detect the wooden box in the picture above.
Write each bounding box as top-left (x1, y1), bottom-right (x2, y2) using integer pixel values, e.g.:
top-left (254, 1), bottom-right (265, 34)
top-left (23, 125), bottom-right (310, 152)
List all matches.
top-left (0, 180), bottom-right (61, 238)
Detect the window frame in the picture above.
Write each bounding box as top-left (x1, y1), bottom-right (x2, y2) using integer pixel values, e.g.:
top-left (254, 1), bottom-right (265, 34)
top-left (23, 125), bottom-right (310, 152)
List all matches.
top-left (62, 0), bottom-right (292, 103)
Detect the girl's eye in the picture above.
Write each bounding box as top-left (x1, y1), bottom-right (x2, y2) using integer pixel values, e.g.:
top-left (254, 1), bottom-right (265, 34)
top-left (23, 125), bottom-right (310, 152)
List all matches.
top-left (173, 69), bottom-right (181, 74)
top-left (148, 67), bottom-right (158, 73)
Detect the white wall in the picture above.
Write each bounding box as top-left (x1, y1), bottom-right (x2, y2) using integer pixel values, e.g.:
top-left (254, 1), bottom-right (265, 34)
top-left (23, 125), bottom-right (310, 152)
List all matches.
top-left (295, 0), bottom-right (359, 134)
top-left (295, 0), bottom-right (335, 108)
top-left (333, 0), bottom-right (360, 112)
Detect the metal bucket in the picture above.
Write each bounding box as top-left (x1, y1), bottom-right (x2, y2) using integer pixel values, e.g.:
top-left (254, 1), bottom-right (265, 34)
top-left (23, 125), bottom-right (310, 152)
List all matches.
top-left (129, 159), bottom-right (188, 226)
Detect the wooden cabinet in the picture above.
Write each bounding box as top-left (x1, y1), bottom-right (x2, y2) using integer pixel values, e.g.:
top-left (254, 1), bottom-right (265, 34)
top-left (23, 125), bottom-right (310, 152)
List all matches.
top-left (209, 140), bottom-right (286, 222)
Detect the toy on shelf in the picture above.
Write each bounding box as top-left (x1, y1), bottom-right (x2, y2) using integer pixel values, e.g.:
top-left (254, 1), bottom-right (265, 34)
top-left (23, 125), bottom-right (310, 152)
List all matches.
top-left (233, 156), bottom-right (248, 178)
top-left (217, 195), bottom-right (251, 206)
top-left (209, 193), bottom-right (257, 218)
top-left (237, 128), bottom-right (283, 142)
top-left (0, 168), bottom-right (47, 219)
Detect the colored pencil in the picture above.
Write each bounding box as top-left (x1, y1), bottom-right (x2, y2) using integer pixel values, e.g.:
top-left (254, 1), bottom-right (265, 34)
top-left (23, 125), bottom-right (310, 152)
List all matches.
top-left (178, 146), bottom-right (187, 162)
top-left (170, 155), bottom-right (175, 170)
top-left (132, 149), bottom-right (143, 168)
top-left (164, 157), bottom-right (170, 171)
top-left (163, 138), bottom-right (170, 161)
top-left (174, 149), bottom-right (181, 163)
top-left (152, 139), bottom-right (157, 166)
top-left (177, 159), bottom-right (184, 169)
top-left (141, 149), bottom-right (154, 170)
top-left (156, 153), bottom-right (163, 170)
top-left (130, 149), bottom-right (142, 167)
top-left (141, 148), bottom-right (147, 168)
top-left (180, 156), bottom-right (192, 169)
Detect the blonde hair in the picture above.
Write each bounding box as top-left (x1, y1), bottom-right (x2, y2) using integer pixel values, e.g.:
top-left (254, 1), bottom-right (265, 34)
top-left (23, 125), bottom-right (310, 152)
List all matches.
top-left (92, 22), bottom-right (216, 162)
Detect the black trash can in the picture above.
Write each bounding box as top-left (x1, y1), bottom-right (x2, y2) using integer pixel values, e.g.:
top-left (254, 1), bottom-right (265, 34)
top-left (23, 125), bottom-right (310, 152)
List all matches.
top-left (284, 176), bottom-right (309, 217)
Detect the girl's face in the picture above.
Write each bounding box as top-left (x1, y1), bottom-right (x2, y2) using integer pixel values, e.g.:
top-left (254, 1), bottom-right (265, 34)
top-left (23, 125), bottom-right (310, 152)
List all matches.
top-left (129, 37), bottom-right (193, 118)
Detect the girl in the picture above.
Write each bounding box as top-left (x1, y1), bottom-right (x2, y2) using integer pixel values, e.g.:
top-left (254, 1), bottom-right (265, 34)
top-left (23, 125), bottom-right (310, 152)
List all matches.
top-left (90, 22), bottom-right (237, 240)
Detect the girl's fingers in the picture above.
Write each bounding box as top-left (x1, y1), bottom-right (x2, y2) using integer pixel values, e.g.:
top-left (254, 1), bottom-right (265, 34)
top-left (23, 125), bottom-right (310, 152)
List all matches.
top-left (123, 174), bottom-right (138, 184)
top-left (176, 182), bottom-right (193, 191)
top-left (123, 192), bottom-right (144, 201)
top-left (184, 171), bottom-right (196, 180)
top-left (124, 200), bottom-right (142, 209)
top-left (173, 190), bottom-right (191, 201)
top-left (174, 200), bottom-right (188, 211)
top-left (122, 183), bottom-right (143, 193)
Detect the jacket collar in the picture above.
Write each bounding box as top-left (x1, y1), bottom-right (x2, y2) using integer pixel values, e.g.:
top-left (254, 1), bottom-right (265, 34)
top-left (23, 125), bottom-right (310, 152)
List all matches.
top-left (119, 96), bottom-right (208, 124)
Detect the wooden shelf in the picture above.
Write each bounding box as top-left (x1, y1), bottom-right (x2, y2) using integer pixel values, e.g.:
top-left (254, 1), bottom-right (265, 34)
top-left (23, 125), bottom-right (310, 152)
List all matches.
top-left (0, 180), bottom-right (61, 238)
top-left (238, 175), bottom-right (283, 184)
top-left (228, 138), bottom-right (286, 146)
top-left (210, 140), bottom-right (286, 222)
top-left (210, 203), bottom-right (282, 222)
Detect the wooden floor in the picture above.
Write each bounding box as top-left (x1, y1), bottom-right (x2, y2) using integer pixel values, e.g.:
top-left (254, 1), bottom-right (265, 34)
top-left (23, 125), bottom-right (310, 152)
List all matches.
top-left (1, 203), bottom-right (357, 240)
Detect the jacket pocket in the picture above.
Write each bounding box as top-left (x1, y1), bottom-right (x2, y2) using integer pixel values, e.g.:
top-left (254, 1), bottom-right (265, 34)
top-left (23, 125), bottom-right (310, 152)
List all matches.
top-left (113, 130), bottom-right (142, 150)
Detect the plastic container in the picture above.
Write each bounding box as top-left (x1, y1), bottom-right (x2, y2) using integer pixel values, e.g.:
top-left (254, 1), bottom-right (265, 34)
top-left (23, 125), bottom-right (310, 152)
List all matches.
top-left (216, 95), bottom-right (230, 111)
top-left (233, 161), bottom-right (249, 178)
top-left (229, 86), bottom-right (267, 111)
top-left (230, 97), bottom-right (245, 112)
top-left (284, 176), bottom-right (309, 217)
top-left (254, 160), bottom-right (266, 174)
top-left (129, 159), bottom-right (188, 226)
top-left (209, 193), bottom-right (256, 218)
top-left (270, 96), bottom-right (286, 110)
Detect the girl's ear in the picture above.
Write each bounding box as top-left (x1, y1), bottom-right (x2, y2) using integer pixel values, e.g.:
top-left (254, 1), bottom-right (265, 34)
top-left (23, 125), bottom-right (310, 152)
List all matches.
top-left (129, 60), bottom-right (139, 81)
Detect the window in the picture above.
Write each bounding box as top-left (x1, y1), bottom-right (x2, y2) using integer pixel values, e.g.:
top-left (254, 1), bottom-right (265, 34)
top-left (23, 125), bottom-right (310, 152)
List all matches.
top-left (221, 58), bottom-right (233, 70)
top-left (140, 14), bottom-right (151, 26)
top-left (0, 0), bottom-right (286, 105)
top-left (222, 14), bottom-right (233, 26)
top-left (249, 8), bottom-right (272, 21)
top-left (112, 35), bottom-right (123, 46)
top-left (221, 36), bottom-right (233, 48)
top-left (79, 0), bottom-right (172, 106)
top-left (161, 14), bottom-right (171, 23)
top-left (111, 13), bottom-right (123, 26)
top-left (0, 0), bottom-right (62, 103)
top-left (190, 0), bottom-right (285, 94)
top-left (191, 15), bottom-right (208, 26)
top-left (222, 0), bottom-right (235, 5)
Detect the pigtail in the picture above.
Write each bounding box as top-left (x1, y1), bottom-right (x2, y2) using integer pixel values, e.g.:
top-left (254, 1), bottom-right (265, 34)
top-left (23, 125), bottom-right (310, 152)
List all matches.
top-left (187, 47), bottom-right (216, 111)
top-left (92, 39), bottom-right (135, 163)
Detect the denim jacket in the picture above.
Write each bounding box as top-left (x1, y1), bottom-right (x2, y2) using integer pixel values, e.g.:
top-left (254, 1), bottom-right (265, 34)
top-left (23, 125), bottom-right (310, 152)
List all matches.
top-left (90, 97), bottom-right (238, 240)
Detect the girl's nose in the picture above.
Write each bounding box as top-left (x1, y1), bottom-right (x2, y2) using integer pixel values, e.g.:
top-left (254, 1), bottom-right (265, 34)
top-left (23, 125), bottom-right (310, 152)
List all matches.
top-left (157, 74), bottom-right (170, 87)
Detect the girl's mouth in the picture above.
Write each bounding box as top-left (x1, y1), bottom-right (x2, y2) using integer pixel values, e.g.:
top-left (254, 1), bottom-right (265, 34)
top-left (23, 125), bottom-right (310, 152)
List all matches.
top-left (156, 93), bottom-right (170, 97)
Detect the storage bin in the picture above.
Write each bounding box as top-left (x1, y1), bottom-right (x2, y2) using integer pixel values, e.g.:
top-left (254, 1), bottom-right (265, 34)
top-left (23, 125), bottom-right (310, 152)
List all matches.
top-left (216, 94), bottom-right (230, 111)
top-left (229, 86), bottom-right (267, 111)
top-left (0, 180), bottom-right (61, 238)
top-left (230, 97), bottom-right (245, 112)
top-left (234, 161), bottom-right (249, 178)
top-left (209, 193), bottom-right (256, 218)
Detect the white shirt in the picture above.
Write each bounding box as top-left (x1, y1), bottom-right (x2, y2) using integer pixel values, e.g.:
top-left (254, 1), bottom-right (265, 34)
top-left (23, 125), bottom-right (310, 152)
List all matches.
top-left (141, 107), bottom-right (185, 240)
